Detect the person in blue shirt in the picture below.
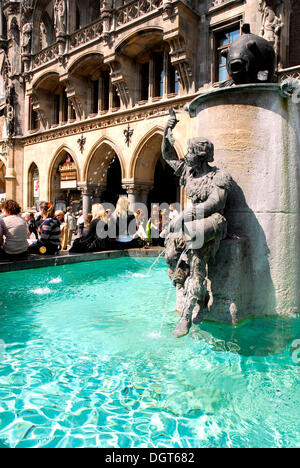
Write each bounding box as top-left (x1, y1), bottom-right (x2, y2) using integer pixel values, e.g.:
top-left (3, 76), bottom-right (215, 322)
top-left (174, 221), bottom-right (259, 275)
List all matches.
top-left (28, 202), bottom-right (61, 255)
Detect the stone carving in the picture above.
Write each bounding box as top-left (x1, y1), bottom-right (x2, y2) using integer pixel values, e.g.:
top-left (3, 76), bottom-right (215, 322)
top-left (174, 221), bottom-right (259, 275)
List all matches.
top-left (33, 43), bottom-right (60, 69)
top-left (21, 22), bottom-right (32, 55)
top-left (124, 123), bottom-right (134, 146)
top-left (5, 84), bottom-right (16, 138)
top-left (69, 19), bottom-right (103, 51)
top-left (116, 0), bottom-right (162, 27)
top-left (77, 134), bottom-right (86, 153)
top-left (162, 109), bottom-right (232, 337)
top-left (9, 17), bottom-right (20, 45)
top-left (24, 99), bottom-right (187, 147)
top-left (101, 0), bottom-right (113, 40)
top-left (210, 0), bottom-right (233, 7)
top-left (54, 0), bottom-right (66, 37)
top-left (259, 0), bottom-right (283, 58)
top-left (39, 21), bottom-right (47, 50)
top-left (221, 24), bottom-right (276, 85)
top-left (21, 0), bottom-right (35, 20)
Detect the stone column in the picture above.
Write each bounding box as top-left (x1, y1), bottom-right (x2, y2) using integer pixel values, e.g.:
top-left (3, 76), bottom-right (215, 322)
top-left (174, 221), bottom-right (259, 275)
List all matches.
top-left (78, 183), bottom-right (93, 219)
top-left (122, 182), bottom-right (136, 211)
top-left (136, 183), bottom-right (153, 209)
top-left (122, 181), bottom-right (153, 213)
top-left (5, 139), bottom-right (16, 200)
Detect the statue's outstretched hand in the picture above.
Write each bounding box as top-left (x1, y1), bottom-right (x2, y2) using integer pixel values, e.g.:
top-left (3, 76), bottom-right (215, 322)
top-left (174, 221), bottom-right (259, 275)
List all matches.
top-left (166, 116), bottom-right (178, 130)
top-left (166, 107), bottom-right (179, 130)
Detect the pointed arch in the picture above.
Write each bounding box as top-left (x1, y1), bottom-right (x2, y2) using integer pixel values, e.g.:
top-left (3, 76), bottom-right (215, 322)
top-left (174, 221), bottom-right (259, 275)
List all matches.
top-left (48, 145), bottom-right (81, 202)
top-left (83, 137), bottom-right (126, 183)
top-left (32, 0), bottom-right (55, 54)
top-left (115, 27), bottom-right (164, 57)
top-left (68, 52), bottom-right (104, 76)
top-left (129, 126), bottom-right (184, 182)
top-left (32, 70), bottom-right (60, 91)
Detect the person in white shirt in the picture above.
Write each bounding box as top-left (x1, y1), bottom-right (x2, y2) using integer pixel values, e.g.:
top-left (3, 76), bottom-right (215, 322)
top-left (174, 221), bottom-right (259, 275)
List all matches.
top-left (0, 200), bottom-right (28, 260)
top-left (169, 203), bottom-right (179, 221)
top-left (77, 210), bottom-right (85, 237)
top-left (64, 206), bottom-right (77, 244)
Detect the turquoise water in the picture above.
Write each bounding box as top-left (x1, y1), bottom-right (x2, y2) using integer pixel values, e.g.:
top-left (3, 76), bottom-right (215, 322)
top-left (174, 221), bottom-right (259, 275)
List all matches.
top-left (0, 257), bottom-right (299, 448)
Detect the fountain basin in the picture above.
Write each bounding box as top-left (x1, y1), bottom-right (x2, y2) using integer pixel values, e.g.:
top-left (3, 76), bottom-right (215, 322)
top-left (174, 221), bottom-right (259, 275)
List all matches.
top-left (0, 257), bottom-right (300, 448)
top-left (185, 84), bottom-right (300, 319)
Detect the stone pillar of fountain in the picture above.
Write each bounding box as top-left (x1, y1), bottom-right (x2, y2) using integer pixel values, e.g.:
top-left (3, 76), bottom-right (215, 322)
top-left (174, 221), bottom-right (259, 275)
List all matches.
top-left (185, 83), bottom-right (300, 319)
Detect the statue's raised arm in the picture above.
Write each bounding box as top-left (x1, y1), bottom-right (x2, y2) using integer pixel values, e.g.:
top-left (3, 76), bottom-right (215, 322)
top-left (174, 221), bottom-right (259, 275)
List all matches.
top-left (162, 108), bottom-right (184, 173)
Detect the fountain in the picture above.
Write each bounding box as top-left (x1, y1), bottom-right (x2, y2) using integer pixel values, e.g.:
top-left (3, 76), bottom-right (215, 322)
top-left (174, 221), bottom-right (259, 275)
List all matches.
top-left (163, 25), bottom-right (300, 337)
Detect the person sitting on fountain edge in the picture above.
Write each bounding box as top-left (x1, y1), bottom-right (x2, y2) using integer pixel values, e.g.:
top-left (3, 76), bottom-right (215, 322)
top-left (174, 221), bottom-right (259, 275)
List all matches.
top-left (162, 108), bottom-right (232, 338)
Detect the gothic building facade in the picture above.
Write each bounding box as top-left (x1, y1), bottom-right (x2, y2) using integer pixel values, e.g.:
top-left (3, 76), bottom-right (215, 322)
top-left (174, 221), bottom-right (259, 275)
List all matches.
top-left (0, 0), bottom-right (299, 214)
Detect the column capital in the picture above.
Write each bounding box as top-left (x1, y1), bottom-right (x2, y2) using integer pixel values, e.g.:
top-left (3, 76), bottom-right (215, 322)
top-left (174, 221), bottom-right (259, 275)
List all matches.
top-left (122, 180), bottom-right (153, 195)
top-left (77, 182), bottom-right (93, 196)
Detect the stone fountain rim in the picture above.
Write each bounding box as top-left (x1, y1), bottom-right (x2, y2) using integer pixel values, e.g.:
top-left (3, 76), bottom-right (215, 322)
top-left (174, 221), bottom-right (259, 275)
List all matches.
top-left (186, 83), bottom-right (282, 117)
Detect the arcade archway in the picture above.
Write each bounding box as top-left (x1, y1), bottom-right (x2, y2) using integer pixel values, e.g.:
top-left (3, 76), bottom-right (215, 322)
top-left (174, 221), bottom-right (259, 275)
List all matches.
top-left (49, 150), bottom-right (81, 210)
top-left (86, 142), bottom-right (126, 207)
top-left (133, 132), bottom-right (180, 210)
top-left (28, 163), bottom-right (39, 208)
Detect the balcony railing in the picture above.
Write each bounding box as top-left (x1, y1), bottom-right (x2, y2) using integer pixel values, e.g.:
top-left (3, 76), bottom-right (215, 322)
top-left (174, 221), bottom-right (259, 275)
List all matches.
top-left (33, 43), bottom-right (60, 69)
top-left (31, 1), bottom-right (164, 70)
top-left (209, 0), bottom-right (240, 10)
top-left (278, 65), bottom-right (300, 82)
top-left (116, 0), bottom-right (162, 28)
top-left (69, 18), bottom-right (103, 52)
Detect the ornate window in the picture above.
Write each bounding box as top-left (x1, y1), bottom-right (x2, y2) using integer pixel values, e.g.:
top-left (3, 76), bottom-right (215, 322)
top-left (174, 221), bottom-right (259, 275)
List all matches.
top-left (53, 88), bottom-right (68, 125)
top-left (139, 47), bottom-right (178, 102)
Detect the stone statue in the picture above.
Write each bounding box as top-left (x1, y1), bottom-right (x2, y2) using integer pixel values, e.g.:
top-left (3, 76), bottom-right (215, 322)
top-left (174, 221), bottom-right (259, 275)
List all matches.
top-left (54, 0), bottom-right (66, 37)
top-left (21, 0), bottom-right (35, 19)
top-left (5, 84), bottom-right (16, 138)
top-left (162, 109), bottom-right (232, 337)
top-left (259, 0), bottom-right (283, 58)
top-left (221, 23), bottom-right (276, 86)
top-left (39, 21), bottom-right (47, 50)
top-left (21, 22), bottom-right (32, 55)
top-left (101, 0), bottom-right (114, 12)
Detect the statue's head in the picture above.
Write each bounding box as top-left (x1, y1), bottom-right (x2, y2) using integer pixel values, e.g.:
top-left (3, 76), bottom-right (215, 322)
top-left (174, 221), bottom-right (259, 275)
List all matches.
top-left (185, 138), bottom-right (214, 167)
top-left (221, 24), bottom-right (276, 85)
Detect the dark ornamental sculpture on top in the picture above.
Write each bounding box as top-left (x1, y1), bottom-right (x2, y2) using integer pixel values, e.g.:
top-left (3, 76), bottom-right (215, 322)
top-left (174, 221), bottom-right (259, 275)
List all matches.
top-left (220, 23), bottom-right (276, 86)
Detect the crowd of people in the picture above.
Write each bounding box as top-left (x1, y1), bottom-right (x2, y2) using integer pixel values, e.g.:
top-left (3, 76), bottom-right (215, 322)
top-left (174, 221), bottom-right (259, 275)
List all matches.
top-left (0, 198), bottom-right (179, 261)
